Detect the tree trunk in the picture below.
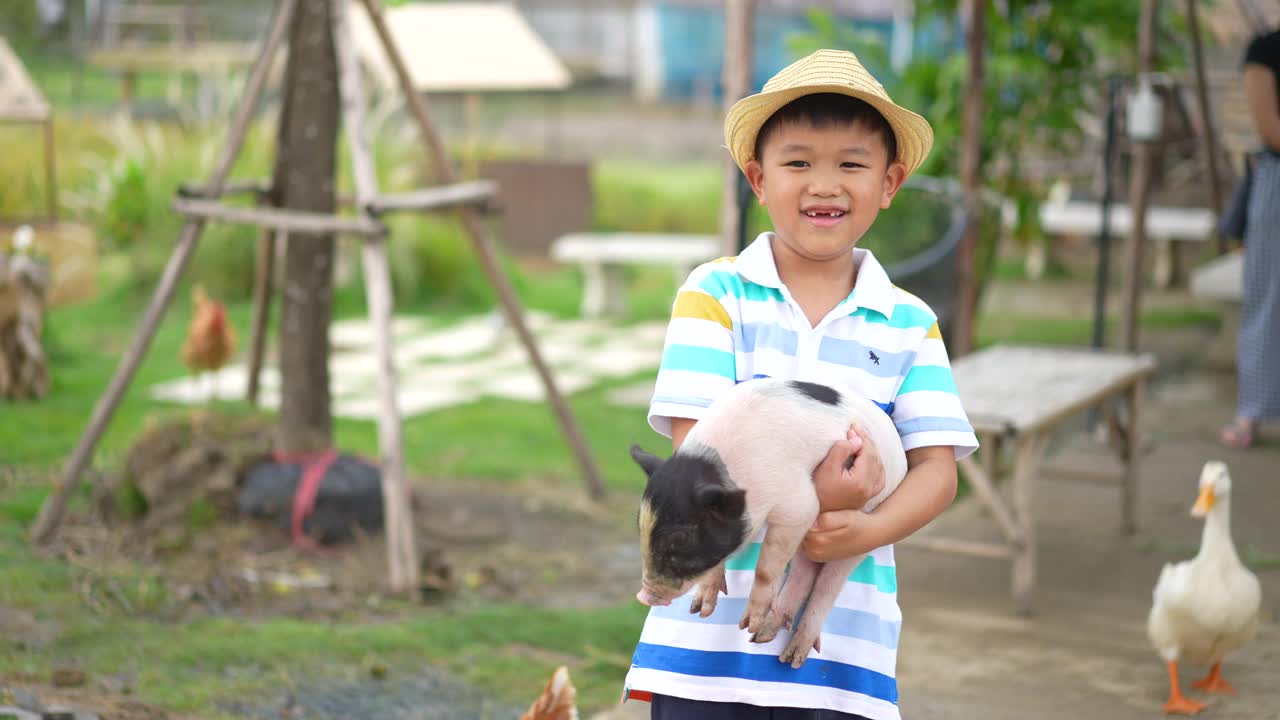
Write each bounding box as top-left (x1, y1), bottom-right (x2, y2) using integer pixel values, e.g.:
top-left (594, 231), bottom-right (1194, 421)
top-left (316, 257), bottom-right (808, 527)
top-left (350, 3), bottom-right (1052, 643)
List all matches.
top-left (719, 0), bottom-right (754, 257)
top-left (275, 0), bottom-right (339, 454)
top-left (952, 0), bottom-right (985, 357)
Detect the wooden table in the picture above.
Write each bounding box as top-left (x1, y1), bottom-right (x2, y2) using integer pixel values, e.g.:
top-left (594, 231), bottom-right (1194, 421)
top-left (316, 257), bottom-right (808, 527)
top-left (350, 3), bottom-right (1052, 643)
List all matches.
top-left (901, 344), bottom-right (1158, 615)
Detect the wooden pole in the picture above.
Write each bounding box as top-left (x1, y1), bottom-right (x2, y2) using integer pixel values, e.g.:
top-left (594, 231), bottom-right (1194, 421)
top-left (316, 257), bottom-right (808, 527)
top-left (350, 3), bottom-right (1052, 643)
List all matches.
top-left (357, 0), bottom-right (607, 501)
top-left (718, 0), bottom-right (754, 257)
top-left (245, 224), bottom-right (277, 407)
top-left (44, 116), bottom-right (57, 223)
top-left (952, 0), bottom-right (985, 357)
top-left (1185, 0), bottom-right (1227, 254)
top-left (29, 0), bottom-right (299, 545)
top-left (1120, 0), bottom-right (1159, 353)
top-left (333, 0), bottom-right (420, 593)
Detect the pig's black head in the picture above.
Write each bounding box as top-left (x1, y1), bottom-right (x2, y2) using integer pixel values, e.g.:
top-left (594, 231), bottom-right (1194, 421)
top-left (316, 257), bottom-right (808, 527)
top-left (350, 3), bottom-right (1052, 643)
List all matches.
top-left (630, 444), bottom-right (747, 606)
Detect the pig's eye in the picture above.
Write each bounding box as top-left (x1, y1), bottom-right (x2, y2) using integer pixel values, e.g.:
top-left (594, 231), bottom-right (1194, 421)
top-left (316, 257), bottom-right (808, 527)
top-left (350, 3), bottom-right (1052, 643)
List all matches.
top-left (669, 529), bottom-right (694, 550)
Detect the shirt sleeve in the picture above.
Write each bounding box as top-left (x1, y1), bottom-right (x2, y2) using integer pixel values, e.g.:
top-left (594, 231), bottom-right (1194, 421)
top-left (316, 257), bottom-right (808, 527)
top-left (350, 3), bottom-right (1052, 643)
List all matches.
top-left (647, 263), bottom-right (739, 438)
top-left (1244, 32), bottom-right (1276, 68)
top-left (890, 321), bottom-right (979, 459)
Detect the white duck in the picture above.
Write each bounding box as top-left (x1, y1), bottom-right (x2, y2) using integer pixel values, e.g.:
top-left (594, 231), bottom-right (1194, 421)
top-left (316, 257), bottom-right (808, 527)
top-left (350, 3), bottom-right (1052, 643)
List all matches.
top-left (1148, 460), bottom-right (1261, 715)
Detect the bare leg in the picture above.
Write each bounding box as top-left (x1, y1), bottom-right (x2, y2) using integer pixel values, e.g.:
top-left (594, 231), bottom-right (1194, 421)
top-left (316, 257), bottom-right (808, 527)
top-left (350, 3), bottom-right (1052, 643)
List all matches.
top-left (753, 554), bottom-right (821, 644)
top-left (739, 523), bottom-right (808, 638)
top-left (781, 554), bottom-right (861, 668)
top-left (689, 561), bottom-right (727, 618)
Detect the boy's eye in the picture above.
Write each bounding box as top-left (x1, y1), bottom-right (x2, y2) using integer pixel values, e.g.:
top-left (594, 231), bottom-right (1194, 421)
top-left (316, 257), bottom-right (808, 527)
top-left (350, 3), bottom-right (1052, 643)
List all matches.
top-left (842, 162), bottom-right (867, 169)
top-left (783, 160), bottom-right (809, 168)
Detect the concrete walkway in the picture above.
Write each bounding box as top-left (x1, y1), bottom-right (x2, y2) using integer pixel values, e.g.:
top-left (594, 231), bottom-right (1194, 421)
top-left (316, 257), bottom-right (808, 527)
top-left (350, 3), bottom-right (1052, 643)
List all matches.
top-left (594, 368), bottom-right (1280, 719)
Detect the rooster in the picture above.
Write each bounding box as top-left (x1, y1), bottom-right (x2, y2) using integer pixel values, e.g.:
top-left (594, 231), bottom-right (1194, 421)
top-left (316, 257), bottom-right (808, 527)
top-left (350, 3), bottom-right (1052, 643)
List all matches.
top-left (520, 666), bottom-right (578, 720)
top-left (182, 285), bottom-right (237, 402)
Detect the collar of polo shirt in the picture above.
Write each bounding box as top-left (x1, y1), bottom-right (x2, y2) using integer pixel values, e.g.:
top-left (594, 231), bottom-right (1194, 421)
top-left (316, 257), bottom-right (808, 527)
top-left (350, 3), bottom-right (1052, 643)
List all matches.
top-left (735, 233), bottom-right (897, 320)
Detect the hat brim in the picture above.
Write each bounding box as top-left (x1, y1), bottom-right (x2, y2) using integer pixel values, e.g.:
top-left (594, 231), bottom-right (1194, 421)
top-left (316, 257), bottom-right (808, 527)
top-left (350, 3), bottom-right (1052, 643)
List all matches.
top-left (724, 83), bottom-right (934, 178)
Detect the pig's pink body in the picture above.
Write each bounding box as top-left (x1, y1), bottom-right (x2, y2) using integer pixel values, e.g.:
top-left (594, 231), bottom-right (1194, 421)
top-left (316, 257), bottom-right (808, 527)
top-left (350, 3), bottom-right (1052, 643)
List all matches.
top-left (676, 379), bottom-right (907, 666)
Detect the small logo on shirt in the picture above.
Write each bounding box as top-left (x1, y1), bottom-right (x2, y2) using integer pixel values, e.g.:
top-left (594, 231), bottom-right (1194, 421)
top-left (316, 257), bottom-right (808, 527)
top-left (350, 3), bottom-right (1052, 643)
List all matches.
top-left (869, 351), bottom-right (880, 365)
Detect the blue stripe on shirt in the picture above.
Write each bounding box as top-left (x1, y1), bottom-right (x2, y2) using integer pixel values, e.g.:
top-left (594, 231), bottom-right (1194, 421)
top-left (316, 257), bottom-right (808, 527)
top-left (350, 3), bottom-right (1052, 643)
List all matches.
top-left (659, 344), bottom-right (736, 379)
top-left (699, 271), bottom-right (786, 304)
top-left (895, 415), bottom-right (974, 435)
top-left (648, 598), bottom-right (902, 649)
top-left (817, 336), bottom-right (915, 378)
top-left (741, 322), bottom-right (798, 355)
top-left (850, 304), bottom-right (935, 330)
top-left (897, 365), bottom-right (959, 395)
top-left (631, 643), bottom-right (899, 704)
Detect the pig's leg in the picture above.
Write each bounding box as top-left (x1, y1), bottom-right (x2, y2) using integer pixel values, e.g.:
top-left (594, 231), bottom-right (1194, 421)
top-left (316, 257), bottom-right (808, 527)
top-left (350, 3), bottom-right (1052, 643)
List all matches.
top-left (780, 553), bottom-right (863, 668)
top-left (753, 554), bottom-right (820, 643)
top-left (739, 522), bottom-right (809, 638)
top-left (689, 561), bottom-right (727, 618)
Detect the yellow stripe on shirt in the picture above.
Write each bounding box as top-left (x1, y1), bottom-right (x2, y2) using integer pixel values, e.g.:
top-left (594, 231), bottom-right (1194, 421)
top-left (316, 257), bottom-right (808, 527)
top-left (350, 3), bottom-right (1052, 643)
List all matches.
top-left (673, 290), bottom-right (733, 330)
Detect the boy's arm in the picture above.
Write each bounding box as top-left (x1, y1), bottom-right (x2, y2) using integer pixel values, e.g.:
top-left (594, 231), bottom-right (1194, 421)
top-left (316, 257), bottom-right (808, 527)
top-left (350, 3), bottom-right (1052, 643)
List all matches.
top-left (670, 417), bottom-right (696, 452)
top-left (802, 445), bottom-right (956, 562)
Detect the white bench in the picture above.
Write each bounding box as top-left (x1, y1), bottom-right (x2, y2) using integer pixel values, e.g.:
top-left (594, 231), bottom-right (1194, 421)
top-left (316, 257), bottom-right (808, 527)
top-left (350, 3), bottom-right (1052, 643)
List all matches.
top-left (1190, 250), bottom-right (1244, 368)
top-left (1039, 201), bottom-right (1216, 288)
top-left (550, 233), bottom-right (721, 317)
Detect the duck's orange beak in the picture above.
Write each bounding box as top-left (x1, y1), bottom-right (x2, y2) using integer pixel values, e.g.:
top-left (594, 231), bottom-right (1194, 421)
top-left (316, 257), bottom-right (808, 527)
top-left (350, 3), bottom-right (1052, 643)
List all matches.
top-left (1191, 485), bottom-right (1215, 518)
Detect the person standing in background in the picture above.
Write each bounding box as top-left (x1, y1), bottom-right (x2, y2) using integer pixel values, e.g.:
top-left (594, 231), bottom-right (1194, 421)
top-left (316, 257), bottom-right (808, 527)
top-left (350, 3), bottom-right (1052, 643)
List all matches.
top-left (1220, 27), bottom-right (1280, 449)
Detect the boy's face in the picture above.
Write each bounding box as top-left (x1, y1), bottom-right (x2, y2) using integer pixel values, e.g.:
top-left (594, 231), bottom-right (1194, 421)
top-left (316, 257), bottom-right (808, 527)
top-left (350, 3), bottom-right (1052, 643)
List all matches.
top-left (745, 119), bottom-right (906, 264)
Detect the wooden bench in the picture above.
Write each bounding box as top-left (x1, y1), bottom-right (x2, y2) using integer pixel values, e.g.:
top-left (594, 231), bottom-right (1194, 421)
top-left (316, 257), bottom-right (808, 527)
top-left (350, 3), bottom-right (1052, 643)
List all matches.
top-left (1039, 201), bottom-right (1215, 288)
top-left (550, 233), bottom-right (720, 318)
top-left (901, 344), bottom-right (1158, 615)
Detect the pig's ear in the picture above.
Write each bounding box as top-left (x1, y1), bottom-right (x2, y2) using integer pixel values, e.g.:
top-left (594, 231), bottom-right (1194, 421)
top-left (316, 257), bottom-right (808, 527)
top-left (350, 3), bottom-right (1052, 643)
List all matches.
top-left (697, 483), bottom-right (746, 519)
top-left (630, 444), bottom-right (664, 476)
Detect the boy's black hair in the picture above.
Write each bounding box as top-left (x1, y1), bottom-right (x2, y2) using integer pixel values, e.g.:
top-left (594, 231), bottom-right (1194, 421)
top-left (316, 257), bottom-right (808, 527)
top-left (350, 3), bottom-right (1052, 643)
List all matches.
top-left (753, 93), bottom-right (898, 167)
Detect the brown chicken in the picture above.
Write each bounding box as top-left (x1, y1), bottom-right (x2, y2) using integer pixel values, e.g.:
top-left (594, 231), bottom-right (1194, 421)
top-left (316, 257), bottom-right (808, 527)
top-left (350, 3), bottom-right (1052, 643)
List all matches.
top-left (520, 666), bottom-right (578, 720)
top-left (182, 285), bottom-right (237, 399)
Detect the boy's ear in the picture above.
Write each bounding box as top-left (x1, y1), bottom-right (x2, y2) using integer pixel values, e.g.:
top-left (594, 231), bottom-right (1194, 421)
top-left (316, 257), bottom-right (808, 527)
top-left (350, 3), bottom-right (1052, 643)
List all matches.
top-left (745, 159), bottom-right (767, 205)
top-left (879, 162), bottom-right (908, 210)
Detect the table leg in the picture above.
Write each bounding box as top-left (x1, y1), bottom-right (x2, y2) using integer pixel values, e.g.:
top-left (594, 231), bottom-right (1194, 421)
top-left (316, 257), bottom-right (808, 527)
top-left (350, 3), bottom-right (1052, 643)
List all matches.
top-left (1011, 431), bottom-right (1044, 616)
top-left (1122, 380), bottom-right (1144, 535)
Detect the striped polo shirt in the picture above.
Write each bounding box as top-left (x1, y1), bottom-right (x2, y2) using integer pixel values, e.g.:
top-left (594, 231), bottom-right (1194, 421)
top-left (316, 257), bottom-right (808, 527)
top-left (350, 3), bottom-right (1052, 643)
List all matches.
top-left (624, 232), bottom-right (978, 718)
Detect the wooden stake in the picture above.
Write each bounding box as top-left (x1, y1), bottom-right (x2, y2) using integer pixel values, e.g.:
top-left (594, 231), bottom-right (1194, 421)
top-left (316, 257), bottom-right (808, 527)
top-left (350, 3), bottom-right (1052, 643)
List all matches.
top-left (358, 0), bottom-right (606, 500)
top-left (171, 197), bottom-right (385, 236)
top-left (333, 0), bottom-right (420, 593)
top-left (44, 116), bottom-right (57, 223)
top-left (952, 0), bottom-right (985, 357)
top-left (29, 0), bottom-right (299, 545)
top-left (246, 223), bottom-right (277, 407)
top-left (1010, 432), bottom-right (1045, 616)
top-left (370, 181), bottom-right (496, 214)
top-left (1120, 0), bottom-right (1160, 353)
top-left (718, 0), bottom-right (754, 257)
top-left (1185, 0), bottom-right (1227, 254)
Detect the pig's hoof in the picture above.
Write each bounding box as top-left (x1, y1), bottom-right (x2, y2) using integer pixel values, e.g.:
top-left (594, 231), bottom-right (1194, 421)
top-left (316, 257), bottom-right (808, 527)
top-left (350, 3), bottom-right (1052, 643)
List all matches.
top-left (780, 628), bottom-right (821, 669)
top-left (751, 614), bottom-right (785, 644)
top-left (739, 604), bottom-right (774, 636)
top-left (690, 584), bottom-right (721, 618)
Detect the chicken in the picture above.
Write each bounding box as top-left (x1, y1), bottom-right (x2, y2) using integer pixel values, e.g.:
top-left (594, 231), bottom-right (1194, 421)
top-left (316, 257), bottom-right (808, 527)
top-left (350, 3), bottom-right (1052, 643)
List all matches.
top-left (182, 285), bottom-right (237, 401)
top-left (1148, 461), bottom-right (1262, 714)
top-left (520, 666), bottom-right (578, 720)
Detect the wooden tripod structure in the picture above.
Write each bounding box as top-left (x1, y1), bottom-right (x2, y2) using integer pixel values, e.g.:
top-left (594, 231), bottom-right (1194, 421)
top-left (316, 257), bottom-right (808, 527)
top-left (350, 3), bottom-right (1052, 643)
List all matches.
top-left (29, 0), bottom-right (606, 592)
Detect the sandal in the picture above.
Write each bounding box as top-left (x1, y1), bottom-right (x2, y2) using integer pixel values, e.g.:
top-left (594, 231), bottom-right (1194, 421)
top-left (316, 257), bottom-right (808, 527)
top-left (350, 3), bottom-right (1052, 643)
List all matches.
top-left (1218, 420), bottom-right (1257, 450)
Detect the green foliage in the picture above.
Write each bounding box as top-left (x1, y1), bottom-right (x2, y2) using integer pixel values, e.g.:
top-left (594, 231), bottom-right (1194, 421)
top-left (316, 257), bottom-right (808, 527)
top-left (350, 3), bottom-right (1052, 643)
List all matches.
top-left (101, 160), bottom-right (152, 249)
top-left (591, 161), bottom-right (720, 234)
top-left (786, 8), bottom-right (891, 73)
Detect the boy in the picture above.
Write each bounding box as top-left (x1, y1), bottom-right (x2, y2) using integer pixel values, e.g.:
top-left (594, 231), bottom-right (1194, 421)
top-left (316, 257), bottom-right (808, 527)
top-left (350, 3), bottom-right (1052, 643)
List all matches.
top-left (622, 49), bottom-right (979, 719)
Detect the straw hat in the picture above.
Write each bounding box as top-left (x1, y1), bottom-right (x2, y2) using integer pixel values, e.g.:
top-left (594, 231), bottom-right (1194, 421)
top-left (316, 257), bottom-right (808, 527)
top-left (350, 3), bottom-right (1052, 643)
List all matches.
top-left (724, 49), bottom-right (934, 177)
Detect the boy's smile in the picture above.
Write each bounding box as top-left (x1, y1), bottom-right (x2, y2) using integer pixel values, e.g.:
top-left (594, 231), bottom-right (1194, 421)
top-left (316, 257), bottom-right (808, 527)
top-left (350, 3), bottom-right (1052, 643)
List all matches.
top-left (745, 122), bottom-right (905, 265)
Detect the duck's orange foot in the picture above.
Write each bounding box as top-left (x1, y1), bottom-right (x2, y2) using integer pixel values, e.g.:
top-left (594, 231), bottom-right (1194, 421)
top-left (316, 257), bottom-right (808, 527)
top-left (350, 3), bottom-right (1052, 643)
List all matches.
top-left (1192, 666), bottom-right (1237, 695)
top-left (1163, 695), bottom-right (1207, 715)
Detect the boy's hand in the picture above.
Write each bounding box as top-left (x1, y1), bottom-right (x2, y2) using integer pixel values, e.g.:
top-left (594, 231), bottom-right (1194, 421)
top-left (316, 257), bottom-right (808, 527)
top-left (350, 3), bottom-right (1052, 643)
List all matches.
top-left (813, 425), bottom-right (886, 513)
top-left (802, 509), bottom-right (883, 562)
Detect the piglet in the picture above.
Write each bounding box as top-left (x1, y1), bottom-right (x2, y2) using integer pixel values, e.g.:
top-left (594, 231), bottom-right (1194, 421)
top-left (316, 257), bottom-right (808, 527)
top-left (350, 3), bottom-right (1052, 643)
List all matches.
top-left (631, 378), bottom-right (908, 667)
